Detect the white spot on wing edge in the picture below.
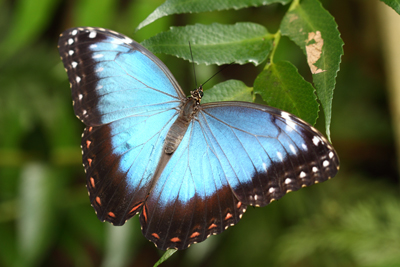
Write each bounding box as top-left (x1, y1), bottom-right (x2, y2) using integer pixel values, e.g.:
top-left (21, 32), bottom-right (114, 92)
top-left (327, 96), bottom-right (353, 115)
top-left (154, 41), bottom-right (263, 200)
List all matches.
top-left (124, 36), bottom-right (133, 44)
top-left (68, 38), bottom-right (74, 45)
top-left (281, 111), bottom-right (296, 131)
top-left (281, 111), bottom-right (291, 120)
top-left (329, 151), bottom-right (334, 159)
top-left (68, 50), bottom-right (74, 56)
top-left (269, 187), bottom-right (275, 193)
top-left (323, 160), bottom-right (330, 167)
top-left (89, 31), bottom-right (97, 38)
top-left (76, 76), bottom-right (81, 83)
top-left (312, 136), bottom-right (320, 146)
top-left (71, 61), bottom-right (78, 68)
top-left (71, 29), bottom-right (78, 36)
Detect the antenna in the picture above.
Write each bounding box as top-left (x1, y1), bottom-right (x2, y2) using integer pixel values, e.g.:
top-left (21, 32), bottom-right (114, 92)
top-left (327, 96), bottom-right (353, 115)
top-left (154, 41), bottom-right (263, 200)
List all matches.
top-left (188, 41), bottom-right (198, 88)
top-left (201, 63), bottom-right (233, 87)
top-left (188, 41), bottom-right (232, 89)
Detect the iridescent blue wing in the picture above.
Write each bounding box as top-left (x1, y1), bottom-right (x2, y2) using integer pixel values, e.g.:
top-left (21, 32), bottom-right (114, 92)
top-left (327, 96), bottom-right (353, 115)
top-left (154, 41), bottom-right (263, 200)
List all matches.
top-left (58, 27), bottom-right (185, 225)
top-left (141, 101), bottom-right (339, 250)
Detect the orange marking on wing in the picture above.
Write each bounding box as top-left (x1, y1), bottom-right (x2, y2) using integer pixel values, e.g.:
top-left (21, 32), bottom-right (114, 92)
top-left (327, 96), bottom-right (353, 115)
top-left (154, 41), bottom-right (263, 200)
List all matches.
top-left (190, 232), bottom-right (200, 238)
top-left (208, 223), bottom-right (217, 230)
top-left (225, 213), bottom-right (233, 220)
top-left (142, 205), bottom-right (148, 222)
top-left (108, 212), bottom-right (115, 218)
top-left (170, 237), bottom-right (181, 243)
top-left (90, 177), bottom-right (95, 188)
top-left (237, 201), bottom-right (242, 209)
top-left (88, 127), bottom-right (93, 132)
top-left (152, 233), bottom-right (160, 239)
top-left (86, 140), bottom-right (91, 148)
top-left (96, 197), bottom-right (101, 205)
top-left (88, 158), bottom-right (92, 167)
top-left (129, 203), bottom-right (142, 214)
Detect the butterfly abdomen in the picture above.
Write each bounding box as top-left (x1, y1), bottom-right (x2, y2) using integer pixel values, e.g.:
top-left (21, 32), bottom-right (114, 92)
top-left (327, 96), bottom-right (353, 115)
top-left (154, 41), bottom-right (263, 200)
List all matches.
top-left (164, 99), bottom-right (198, 154)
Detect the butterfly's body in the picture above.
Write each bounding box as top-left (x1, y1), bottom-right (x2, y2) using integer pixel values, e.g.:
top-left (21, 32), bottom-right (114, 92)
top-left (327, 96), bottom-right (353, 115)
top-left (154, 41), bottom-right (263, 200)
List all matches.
top-left (164, 98), bottom-right (198, 154)
top-left (58, 27), bottom-right (339, 250)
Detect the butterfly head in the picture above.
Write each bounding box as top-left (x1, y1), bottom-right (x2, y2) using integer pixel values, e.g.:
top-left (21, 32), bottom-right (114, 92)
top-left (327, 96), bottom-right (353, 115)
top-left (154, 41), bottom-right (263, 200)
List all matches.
top-left (189, 85), bottom-right (204, 105)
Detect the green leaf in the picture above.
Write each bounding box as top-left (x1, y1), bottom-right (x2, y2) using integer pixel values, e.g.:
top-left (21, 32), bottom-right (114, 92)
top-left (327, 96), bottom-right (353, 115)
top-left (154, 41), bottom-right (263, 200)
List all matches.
top-left (380, 0), bottom-right (400, 14)
top-left (17, 163), bottom-right (59, 267)
top-left (281, 0), bottom-right (343, 140)
top-left (137, 0), bottom-right (291, 31)
top-left (0, 0), bottom-right (60, 63)
top-left (254, 61), bottom-right (319, 125)
top-left (153, 249), bottom-right (177, 267)
top-left (142, 23), bottom-right (273, 65)
top-left (202, 79), bottom-right (254, 104)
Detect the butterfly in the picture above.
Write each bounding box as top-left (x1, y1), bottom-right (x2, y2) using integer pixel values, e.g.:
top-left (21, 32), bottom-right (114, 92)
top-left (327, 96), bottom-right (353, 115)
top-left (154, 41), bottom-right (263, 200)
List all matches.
top-left (58, 27), bottom-right (339, 250)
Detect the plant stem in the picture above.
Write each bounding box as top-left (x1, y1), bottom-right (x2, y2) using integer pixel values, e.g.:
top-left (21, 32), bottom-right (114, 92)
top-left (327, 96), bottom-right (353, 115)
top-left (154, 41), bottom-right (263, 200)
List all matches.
top-left (267, 0), bottom-right (299, 69)
top-left (268, 30), bottom-right (281, 67)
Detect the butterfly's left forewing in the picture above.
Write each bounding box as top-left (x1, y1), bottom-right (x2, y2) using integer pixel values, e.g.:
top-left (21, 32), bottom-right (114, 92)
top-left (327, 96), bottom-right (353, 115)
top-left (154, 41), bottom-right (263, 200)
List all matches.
top-left (58, 28), bottom-right (184, 225)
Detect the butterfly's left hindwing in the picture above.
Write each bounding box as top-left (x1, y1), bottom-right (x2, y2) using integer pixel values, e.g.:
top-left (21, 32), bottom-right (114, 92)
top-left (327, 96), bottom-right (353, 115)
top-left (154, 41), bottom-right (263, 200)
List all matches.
top-left (58, 27), bottom-right (184, 225)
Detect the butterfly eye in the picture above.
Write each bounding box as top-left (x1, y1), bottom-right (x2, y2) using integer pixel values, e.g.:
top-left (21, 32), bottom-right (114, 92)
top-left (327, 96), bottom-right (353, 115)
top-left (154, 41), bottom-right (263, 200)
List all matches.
top-left (59, 27), bottom-right (339, 251)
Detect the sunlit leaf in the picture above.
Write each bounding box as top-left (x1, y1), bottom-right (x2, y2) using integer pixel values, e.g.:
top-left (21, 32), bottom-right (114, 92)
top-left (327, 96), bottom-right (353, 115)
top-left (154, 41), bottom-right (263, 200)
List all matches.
top-left (142, 23), bottom-right (273, 65)
top-left (137, 0), bottom-right (291, 30)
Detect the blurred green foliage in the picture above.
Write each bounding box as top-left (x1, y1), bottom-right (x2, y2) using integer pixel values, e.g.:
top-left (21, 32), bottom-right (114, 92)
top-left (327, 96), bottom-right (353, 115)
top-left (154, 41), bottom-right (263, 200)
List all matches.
top-left (0, 0), bottom-right (399, 266)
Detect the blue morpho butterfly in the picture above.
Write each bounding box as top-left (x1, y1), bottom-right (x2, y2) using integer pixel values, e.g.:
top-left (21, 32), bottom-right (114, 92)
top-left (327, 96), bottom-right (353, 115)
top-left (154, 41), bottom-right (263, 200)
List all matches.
top-left (58, 27), bottom-right (339, 250)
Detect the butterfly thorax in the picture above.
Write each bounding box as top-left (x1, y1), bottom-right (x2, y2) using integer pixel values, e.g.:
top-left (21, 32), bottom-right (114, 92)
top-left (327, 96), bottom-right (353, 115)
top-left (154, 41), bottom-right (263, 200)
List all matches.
top-left (189, 85), bottom-right (203, 105)
top-left (164, 98), bottom-right (198, 154)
